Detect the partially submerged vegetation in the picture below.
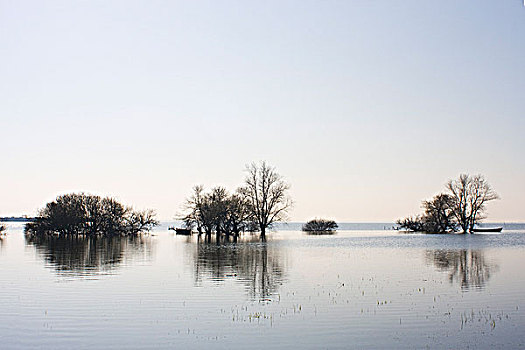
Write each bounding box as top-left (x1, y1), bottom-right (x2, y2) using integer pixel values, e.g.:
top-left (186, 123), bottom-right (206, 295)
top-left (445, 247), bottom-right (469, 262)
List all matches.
top-left (182, 185), bottom-right (252, 238)
top-left (0, 223), bottom-right (6, 235)
top-left (397, 174), bottom-right (499, 234)
top-left (181, 161), bottom-right (291, 240)
top-left (302, 219), bottom-right (338, 234)
top-left (25, 193), bottom-right (159, 236)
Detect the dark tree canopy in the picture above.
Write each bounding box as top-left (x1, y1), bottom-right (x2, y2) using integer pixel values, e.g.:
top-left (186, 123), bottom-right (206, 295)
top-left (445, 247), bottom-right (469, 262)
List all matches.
top-left (302, 219), bottom-right (338, 234)
top-left (25, 193), bottom-right (159, 236)
top-left (397, 194), bottom-right (456, 233)
top-left (421, 194), bottom-right (456, 233)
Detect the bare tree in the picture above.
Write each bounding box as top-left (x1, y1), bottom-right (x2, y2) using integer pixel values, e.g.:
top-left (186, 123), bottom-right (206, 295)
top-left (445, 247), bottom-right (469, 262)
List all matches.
top-left (180, 185), bottom-right (211, 235)
top-left (226, 192), bottom-right (253, 238)
top-left (447, 174), bottom-right (499, 233)
top-left (208, 187), bottom-right (229, 236)
top-left (125, 209), bottom-right (159, 235)
top-left (239, 161), bottom-right (292, 240)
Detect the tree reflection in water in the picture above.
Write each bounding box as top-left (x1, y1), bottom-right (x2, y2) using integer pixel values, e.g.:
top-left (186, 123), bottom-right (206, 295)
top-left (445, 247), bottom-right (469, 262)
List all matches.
top-left (25, 234), bottom-right (153, 277)
top-left (192, 235), bottom-right (286, 301)
top-left (426, 249), bottom-right (498, 290)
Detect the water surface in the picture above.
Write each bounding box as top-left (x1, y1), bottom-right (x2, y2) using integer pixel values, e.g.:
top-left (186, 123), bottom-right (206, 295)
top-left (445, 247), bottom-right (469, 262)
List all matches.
top-left (1, 223), bottom-right (525, 349)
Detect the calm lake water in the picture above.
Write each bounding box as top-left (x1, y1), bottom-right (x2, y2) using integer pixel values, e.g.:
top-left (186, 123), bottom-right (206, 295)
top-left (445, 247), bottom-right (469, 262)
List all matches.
top-left (1, 223), bottom-right (525, 349)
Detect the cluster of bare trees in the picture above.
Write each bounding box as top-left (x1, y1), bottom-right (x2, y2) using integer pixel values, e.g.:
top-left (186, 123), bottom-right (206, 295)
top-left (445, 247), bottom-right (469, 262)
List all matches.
top-left (181, 186), bottom-right (252, 238)
top-left (397, 174), bottom-right (499, 233)
top-left (181, 161), bottom-right (292, 240)
top-left (25, 193), bottom-right (159, 236)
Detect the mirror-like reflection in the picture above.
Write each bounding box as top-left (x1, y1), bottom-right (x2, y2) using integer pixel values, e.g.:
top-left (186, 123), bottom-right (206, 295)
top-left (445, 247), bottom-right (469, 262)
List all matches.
top-left (191, 235), bottom-right (286, 301)
top-left (25, 234), bottom-right (154, 278)
top-left (426, 249), bottom-right (498, 290)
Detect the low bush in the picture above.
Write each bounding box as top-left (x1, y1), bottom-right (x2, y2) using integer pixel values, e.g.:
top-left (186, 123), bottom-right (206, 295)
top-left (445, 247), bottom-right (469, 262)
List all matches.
top-left (302, 219), bottom-right (338, 234)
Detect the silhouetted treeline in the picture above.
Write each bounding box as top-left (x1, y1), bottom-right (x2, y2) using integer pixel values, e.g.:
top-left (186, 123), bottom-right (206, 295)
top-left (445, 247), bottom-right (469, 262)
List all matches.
top-left (397, 174), bottom-right (498, 233)
top-left (302, 218), bottom-right (338, 234)
top-left (25, 193), bottom-right (159, 236)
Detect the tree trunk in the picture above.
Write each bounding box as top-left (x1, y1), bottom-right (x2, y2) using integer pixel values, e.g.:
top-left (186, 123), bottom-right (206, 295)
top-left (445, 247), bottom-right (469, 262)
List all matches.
top-left (260, 226), bottom-right (266, 241)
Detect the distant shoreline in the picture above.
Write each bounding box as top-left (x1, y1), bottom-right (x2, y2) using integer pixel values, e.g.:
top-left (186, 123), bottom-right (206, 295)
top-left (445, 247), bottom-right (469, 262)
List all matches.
top-left (0, 217), bottom-right (35, 222)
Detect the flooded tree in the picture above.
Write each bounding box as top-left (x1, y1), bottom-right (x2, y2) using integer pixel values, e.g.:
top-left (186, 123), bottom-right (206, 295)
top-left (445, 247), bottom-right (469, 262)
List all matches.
top-left (181, 161), bottom-right (291, 240)
top-left (222, 192), bottom-right (253, 239)
top-left (302, 219), bottom-right (338, 234)
top-left (182, 185), bottom-right (213, 236)
top-left (397, 174), bottom-right (498, 234)
top-left (0, 223), bottom-right (6, 235)
top-left (447, 174), bottom-right (499, 233)
top-left (25, 193), bottom-right (159, 236)
top-left (397, 193), bottom-right (456, 233)
top-left (239, 161), bottom-right (292, 240)
top-left (420, 194), bottom-right (456, 233)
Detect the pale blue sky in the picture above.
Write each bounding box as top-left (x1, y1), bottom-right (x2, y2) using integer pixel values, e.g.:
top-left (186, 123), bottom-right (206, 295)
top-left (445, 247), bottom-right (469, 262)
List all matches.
top-left (1, 0), bottom-right (524, 221)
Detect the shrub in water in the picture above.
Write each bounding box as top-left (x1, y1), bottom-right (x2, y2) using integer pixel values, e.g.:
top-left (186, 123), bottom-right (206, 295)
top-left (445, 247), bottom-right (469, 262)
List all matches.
top-left (302, 219), bottom-right (338, 234)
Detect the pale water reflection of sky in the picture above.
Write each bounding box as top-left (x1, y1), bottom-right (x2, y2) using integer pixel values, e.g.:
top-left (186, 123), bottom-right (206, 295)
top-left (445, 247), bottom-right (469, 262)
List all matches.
top-left (2, 228), bottom-right (525, 349)
top-left (1, 1), bottom-right (524, 221)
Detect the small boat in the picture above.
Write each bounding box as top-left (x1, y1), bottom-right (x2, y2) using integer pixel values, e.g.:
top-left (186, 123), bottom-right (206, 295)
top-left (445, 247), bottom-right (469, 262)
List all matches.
top-left (472, 227), bottom-right (503, 233)
top-left (174, 228), bottom-right (192, 235)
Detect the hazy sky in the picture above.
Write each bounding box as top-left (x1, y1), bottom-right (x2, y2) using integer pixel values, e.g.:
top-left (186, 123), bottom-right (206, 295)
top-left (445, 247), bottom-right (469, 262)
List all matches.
top-left (1, 0), bottom-right (524, 222)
